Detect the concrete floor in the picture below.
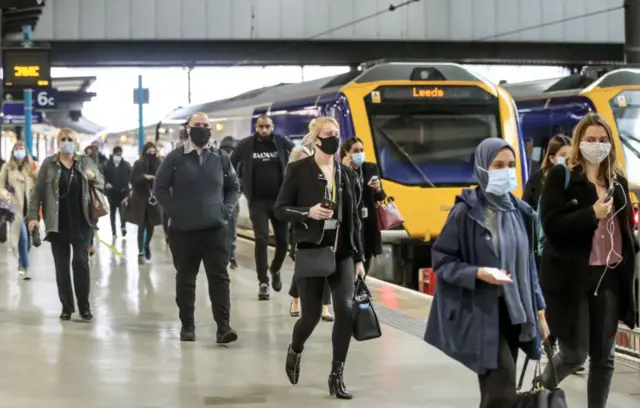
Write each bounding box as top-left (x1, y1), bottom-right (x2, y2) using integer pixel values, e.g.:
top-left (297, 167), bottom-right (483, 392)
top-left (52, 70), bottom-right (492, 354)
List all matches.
top-left (1, 220), bottom-right (639, 408)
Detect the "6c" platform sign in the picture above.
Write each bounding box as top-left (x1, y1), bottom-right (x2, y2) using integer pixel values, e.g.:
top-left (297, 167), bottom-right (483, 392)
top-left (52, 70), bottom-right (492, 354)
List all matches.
top-left (34, 87), bottom-right (58, 110)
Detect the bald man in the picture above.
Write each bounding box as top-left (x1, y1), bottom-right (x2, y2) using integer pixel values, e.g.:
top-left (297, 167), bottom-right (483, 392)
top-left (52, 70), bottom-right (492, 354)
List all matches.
top-left (231, 114), bottom-right (295, 301)
top-left (154, 112), bottom-right (241, 343)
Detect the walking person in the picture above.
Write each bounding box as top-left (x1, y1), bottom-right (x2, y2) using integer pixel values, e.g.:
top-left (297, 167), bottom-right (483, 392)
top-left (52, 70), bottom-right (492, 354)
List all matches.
top-left (128, 142), bottom-right (163, 265)
top-left (424, 138), bottom-right (549, 407)
top-left (103, 145), bottom-right (132, 238)
top-left (538, 113), bottom-right (638, 408)
top-left (287, 133), bottom-right (333, 321)
top-left (275, 116), bottom-right (365, 399)
top-left (340, 137), bottom-right (386, 273)
top-left (231, 114), bottom-right (295, 300)
top-left (154, 112), bottom-right (241, 343)
top-left (0, 141), bottom-right (37, 280)
top-left (219, 135), bottom-right (240, 269)
top-left (27, 128), bottom-right (104, 321)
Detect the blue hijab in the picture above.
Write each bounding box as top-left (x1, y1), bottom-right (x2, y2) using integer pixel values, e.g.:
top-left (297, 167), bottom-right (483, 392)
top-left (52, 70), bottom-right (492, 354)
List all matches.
top-left (474, 138), bottom-right (536, 343)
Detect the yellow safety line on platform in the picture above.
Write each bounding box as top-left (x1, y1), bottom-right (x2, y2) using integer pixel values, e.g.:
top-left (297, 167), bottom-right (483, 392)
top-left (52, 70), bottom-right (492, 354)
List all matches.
top-left (93, 234), bottom-right (126, 259)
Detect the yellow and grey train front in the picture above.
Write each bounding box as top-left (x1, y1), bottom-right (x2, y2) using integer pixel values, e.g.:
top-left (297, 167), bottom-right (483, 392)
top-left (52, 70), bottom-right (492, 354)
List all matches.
top-left (340, 63), bottom-right (525, 289)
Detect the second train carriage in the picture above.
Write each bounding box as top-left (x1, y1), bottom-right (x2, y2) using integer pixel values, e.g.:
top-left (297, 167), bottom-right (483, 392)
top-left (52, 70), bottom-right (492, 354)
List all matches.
top-left (110, 62), bottom-right (526, 290)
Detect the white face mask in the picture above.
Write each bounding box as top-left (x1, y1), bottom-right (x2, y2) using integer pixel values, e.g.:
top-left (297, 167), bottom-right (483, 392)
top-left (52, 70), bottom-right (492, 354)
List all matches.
top-left (555, 156), bottom-right (566, 166)
top-left (579, 142), bottom-right (611, 165)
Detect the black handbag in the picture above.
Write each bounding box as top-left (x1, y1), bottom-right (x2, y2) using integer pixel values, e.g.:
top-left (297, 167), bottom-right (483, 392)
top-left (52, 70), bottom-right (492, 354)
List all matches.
top-left (515, 343), bottom-right (568, 408)
top-left (352, 277), bottom-right (382, 341)
top-left (293, 164), bottom-right (342, 279)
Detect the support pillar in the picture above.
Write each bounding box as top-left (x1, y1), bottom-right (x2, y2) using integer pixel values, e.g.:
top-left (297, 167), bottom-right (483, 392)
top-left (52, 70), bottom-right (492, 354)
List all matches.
top-left (624, 0), bottom-right (640, 63)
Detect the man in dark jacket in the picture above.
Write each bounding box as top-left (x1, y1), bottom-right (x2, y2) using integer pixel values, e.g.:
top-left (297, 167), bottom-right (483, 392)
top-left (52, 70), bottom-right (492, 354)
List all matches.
top-left (220, 135), bottom-right (240, 269)
top-left (230, 114), bottom-right (295, 301)
top-left (103, 145), bottom-right (132, 237)
top-left (154, 112), bottom-right (241, 344)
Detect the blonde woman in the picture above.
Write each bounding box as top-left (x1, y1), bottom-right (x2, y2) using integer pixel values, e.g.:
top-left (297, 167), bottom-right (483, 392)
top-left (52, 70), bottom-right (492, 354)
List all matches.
top-left (27, 128), bottom-right (103, 321)
top-left (0, 141), bottom-right (37, 279)
top-left (275, 116), bottom-right (365, 399)
top-left (287, 138), bottom-right (334, 321)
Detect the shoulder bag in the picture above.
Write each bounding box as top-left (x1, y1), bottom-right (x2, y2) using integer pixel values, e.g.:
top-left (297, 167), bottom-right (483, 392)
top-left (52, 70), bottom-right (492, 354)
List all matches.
top-left (376, 197), bottom-right (404, 230)
top-left (515, 342), bottom-right (568, 408)
top-left (352, 277), bottom-right (382, 341)
top-left (294, 164), bottom-right (342, 279)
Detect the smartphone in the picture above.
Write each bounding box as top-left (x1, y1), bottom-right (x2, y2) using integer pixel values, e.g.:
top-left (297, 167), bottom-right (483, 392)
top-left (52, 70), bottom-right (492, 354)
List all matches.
top-left (605, 185), bottom-right (615, 202)
top-left (321, 198), bottom-right (337, 211)
top-left (368, 176), bottom-right (379, 185)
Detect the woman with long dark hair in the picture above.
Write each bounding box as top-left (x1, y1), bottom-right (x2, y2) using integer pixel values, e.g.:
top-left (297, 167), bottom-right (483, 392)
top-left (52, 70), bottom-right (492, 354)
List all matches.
top-left (128, 142), bottom-right (163, 264)
top-left (522, 135), bottom-right (572, 209)
top-left (340, 137), bottom-right (386, 273)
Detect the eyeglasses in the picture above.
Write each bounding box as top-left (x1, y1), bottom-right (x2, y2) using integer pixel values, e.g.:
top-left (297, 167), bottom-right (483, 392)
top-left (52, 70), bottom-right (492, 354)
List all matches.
top-left (60, 137), bottom-right (73, 142)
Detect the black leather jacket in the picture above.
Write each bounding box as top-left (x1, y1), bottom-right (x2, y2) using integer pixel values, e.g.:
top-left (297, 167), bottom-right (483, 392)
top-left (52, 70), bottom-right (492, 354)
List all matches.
top-left (274, 156), bottom-right (364, 263)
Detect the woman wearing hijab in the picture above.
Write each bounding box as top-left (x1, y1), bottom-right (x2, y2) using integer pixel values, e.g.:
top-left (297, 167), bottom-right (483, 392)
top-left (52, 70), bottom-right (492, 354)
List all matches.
top-left (424, 138), bottom-right (549, 407)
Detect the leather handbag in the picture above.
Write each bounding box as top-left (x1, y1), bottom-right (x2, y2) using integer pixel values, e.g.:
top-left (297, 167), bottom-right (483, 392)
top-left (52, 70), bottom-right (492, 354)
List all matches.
top-left (352, 277), bottom-right (382, 341)
top-left (515, 343), bottom-right (568, 408)
top-left (376, 197), bottom-right (404, 230)
top-left (89, 185), bottom-right (109, 218)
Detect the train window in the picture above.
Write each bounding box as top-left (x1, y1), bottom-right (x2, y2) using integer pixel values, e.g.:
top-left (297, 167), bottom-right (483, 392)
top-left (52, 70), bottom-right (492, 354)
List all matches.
top-left (368, 103), bottom-right (500, 187)
top-left (611, 90), bottom-right (640, 185)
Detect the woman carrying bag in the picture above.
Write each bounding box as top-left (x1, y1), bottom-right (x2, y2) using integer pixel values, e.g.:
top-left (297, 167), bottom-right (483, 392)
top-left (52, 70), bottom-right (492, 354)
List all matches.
top-left (0, 141), bottom-right (37, 280)
top-left (274, 116), bottom-right (365, 400)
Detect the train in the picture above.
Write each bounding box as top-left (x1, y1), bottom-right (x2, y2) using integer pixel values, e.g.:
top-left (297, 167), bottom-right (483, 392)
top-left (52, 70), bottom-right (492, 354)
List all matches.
top-left (503, 67), bottom-right (640, 189)
top-left (106, 61), bottom-right (526, 290)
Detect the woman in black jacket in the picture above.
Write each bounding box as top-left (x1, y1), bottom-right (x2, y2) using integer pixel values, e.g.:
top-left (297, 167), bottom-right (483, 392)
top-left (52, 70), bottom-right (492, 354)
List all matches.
top-left (538, 113), bottom-right (638, 408)
top-left (340, 137), bottom-right (386, 272)
top-left (275, 116), bottom-right (365, 400)
top-left (128, 142), bottom-right (163, 264)
top-left (522, 134), bottom-right (571, 210)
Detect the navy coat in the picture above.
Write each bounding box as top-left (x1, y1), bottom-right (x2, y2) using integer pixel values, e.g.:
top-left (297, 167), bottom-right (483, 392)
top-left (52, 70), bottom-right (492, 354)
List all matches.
top-left (424, 188), bottom-right (546, 375)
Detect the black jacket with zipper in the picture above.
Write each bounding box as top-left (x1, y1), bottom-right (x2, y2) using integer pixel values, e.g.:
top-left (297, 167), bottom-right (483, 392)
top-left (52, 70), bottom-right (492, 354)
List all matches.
top-left (274, 156), bottom-right (365, 263)
top-left (230, 132), bottom-right (295, 203)
top-left (539, 164), bottom-right (639, 336)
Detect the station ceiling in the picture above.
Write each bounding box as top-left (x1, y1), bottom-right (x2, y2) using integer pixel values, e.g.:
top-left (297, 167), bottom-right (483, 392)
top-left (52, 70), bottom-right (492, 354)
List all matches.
top-left (1, 1), bottom-right (44, 37)
top-left (47, 40), bottom-right (624, 68)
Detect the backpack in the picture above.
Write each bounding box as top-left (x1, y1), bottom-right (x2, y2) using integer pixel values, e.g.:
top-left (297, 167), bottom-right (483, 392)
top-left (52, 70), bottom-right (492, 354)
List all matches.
top-left (535, 163), bottom-right (571, 254)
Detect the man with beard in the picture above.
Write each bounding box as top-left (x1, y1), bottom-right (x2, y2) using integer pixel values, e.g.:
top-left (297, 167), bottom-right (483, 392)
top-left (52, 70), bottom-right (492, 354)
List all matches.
top-left (231, 114), bottom-right (294, 301)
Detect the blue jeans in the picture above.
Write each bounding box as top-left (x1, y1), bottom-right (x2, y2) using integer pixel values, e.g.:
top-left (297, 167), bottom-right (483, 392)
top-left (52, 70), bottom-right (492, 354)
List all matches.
top-left (18, 220), bottom-right (29, 269)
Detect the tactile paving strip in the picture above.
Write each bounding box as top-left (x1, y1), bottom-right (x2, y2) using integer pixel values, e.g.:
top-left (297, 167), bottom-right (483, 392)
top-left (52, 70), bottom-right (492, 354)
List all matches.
top-left (373, 304), bottom-right (427, 339)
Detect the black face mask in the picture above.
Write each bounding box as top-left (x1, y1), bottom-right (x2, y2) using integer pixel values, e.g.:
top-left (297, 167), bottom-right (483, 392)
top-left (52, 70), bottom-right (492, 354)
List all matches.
top-left (190, 127), bottom-right (211, 147)
top-left (317, 136), bottom-right (340, 155)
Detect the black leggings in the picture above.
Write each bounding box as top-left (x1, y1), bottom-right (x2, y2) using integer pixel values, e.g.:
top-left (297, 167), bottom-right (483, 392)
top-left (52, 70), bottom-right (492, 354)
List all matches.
top-left (137, 223), bottom-right (154, 254)
top-left (289, 275), bottom-right (331, 305)
top-left (291, 256), bottom-right (354, 362)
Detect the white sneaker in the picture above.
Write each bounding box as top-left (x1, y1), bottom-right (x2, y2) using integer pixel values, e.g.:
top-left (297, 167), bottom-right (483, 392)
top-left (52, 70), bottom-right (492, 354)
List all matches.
top-left (18, 269), bottom-right (31, 280)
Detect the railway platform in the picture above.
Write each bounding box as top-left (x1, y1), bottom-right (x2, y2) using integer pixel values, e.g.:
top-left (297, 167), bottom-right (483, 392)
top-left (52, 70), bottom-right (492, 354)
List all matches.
top-left (1, 220), bottom-right (640, 407)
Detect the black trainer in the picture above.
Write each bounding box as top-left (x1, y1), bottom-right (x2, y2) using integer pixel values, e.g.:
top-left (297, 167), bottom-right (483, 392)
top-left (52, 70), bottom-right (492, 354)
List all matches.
top-left (180, 327), bottom-right (195, 342)
top-left (121, 228), bottom-right (127, 237)
top-left (80, 310), bottom-right (93, 321)
top-left (60, 312), bottom-right (71, 321)
top-left (258, 283), bottom-right (270, 300)
top-left (145, 245), bottom-right (151, 260)
top-left (271, 270), bottom-right (282, 292)
top-left (229, 257), bottom-right (238, 269)
top-left (216, 326), bottom-right (238, 344)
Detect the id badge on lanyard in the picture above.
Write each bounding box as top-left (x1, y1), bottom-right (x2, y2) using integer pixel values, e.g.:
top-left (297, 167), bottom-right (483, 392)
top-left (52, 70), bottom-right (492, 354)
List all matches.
top-left (324, 176), bottom-right (338, 230)
top-left (361, 207), bottom-right (368, 219)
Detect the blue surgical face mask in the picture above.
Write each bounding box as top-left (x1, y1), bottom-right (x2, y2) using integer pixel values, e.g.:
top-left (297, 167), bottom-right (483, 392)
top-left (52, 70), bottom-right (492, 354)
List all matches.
top-left (13, 149), bottom-right (26, 160)
top-left (555, 156), bottom-right (566, 166)
top-left (485, 167), bottom-right (518, 196)
top-left (60, 141), bottom-right (75, 154)
top-left (351, 152), bottom-right (365, 166)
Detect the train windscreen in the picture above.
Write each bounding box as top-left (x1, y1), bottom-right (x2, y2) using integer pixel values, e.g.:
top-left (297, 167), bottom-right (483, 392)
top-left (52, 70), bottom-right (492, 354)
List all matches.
top-left (611, 90), bottom-right (640, 186)
top-left (365, 85), bottom-right (501, 187)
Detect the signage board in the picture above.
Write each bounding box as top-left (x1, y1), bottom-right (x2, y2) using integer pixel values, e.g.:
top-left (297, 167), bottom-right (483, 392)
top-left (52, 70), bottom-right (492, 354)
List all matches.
top-left (2, 48), bottom-right (52, 88)
top-left (2, 102), bottom-right (45, 124)
top-left (367, 85), bottom-right (495, 104)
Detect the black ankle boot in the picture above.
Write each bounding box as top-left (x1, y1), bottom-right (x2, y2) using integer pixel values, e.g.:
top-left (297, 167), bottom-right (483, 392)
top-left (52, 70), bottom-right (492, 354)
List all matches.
top-left (285, 344), bottom-right (301, 385)
top-left (328, 360), bottom-right (352, 399)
